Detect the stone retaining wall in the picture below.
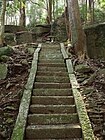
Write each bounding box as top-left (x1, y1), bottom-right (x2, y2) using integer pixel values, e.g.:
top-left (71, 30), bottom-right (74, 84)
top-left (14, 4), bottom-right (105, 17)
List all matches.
top-left (85, 23), bottom-right (105, 59)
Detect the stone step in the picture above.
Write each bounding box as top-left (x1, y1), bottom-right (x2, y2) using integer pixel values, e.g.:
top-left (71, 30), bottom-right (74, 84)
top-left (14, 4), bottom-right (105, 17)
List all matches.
top-left (35, 76), bottom-right (70, 83)
top-left (28, 114), bottom-right (79, 125)
top-left (39, 53), bottom-right (61, 57)
top-left (38, 59), bottom-right (64, 63)
top-left (41, 46), bottom-right (60, 49)
top-left (30, 105), bottom-right (76, 114)
top-left (31, 96), bottom-right (74, 105)
top-left (36, 71), bottom-right (68, 76)
top-left (38, 63), bottom-right (65, 67)
top-left (39, 57), bottom-right (63, 60)
top-left (33, 89), bottom-right (72, 96)
top-left (25, 138), bottom-right (83, 140)
top-left (39, 51), bottom-right (62, 54)
top-left (26, 124), bottom-right (82, 139)
top-left (41, 46), bottom-right (60, 50)
top-left (39, 56), bottom-right (62, 59)
top-left (41, 46), bottom-right (61, 51)
top-left (41, 50), bottom-right (60, 53)
top-left (34, 82), bottom-right (71, 89)
top-left (39, 54), bottom-right (63, 59)
top-left (36, 71), bottom-right (68, 77)
top-left (40, 50), bottom-right (61, 54)
top-left (38, 66), bottom-right (67, 71)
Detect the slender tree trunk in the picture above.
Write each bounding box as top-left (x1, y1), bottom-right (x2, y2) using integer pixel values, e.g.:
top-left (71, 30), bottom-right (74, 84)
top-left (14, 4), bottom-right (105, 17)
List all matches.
top-left (6, 13), bottom-right (8, 25)
top-left (11, 15), bottom-right (12, 24)
top-left (92, 0), bottom-right (94, 23)
top-left (53, 0), bottom-right (55, 21)
top-left (64, 3), bottom-right (71, 40)
top-left (0, 0), bottom-right (6, 47)
top-left (19, 0), bottom-right (26, 27)
top-left (46, 0), bottom-right (50, 24)
top-left (15, 16), bottom-right (17, 25)
top-left (86, 0), bottom-right (88, 24)
top-left (67, 0), bottom-right (87, 60)
top-left (48, 0), bottom-right (52, 23)
top-left (55, 0), bottom-right (58, 18)
top-left (88, 0), bottom-right (94, 24)
top-left (81, 0), bottom-right (87, 24)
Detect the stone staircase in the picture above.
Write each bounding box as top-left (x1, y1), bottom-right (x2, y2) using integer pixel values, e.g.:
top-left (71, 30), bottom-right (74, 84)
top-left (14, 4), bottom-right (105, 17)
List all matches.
top-left (25, 44), bottom-right (83, 139)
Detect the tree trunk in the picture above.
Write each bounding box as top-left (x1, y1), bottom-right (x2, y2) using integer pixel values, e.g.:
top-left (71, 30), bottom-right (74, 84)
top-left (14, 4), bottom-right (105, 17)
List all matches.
top-left (55, 0), bottom-right (58, 18)
top-left (0, 0), bottom-right (6, 47)
top-left (88, 0), bottom-right (94, 24)
top-left (64, 3), bottom-right (71, 40)
top-left (67, 0), bottom-right (87, 60)
top-left (81, 0), bottom-right (87, 24)
top-left (86, 0), bottom-right (88, 24)
top-left (92, 0), bottom-right (94, 23)
top-left (53, 0), bottom-right (55, 20)
top-left (48, 0), bottom-right (52, 23)
top-left (19, 0), bottom-right (26, 27)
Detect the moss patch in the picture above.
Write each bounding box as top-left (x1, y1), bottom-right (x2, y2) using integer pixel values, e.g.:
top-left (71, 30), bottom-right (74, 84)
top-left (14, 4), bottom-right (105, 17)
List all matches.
top-left (0, 64), bottom-right (8, 80)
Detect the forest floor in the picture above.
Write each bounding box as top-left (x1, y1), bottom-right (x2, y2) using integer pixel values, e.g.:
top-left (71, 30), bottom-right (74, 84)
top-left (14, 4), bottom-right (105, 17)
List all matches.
top-left (71, 55), bottom-right (105, 140)
top-left (0, 43), bottom-right (105, 140)
top-left (0, 44), bottom-right (35, 140)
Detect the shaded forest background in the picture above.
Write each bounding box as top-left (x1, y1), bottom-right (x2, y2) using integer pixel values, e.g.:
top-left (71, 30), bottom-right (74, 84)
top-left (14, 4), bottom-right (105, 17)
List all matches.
top-left (1, 0), bottom-right (105, 26)
top-left (1, 0), bottom-right (105, 59)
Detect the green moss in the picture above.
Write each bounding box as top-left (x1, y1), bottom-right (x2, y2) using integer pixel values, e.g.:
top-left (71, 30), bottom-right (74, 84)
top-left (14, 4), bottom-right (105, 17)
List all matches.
top-left (0, 46), bottom-right (13, 57)
top-left (0, 55), bottom-right (9, 62)
top-left (72, 88), bottom-right (95, 140)
top-left (84, 23), bottom-right (105, 59)
top-left (0, 64), bottom-right (8, 80)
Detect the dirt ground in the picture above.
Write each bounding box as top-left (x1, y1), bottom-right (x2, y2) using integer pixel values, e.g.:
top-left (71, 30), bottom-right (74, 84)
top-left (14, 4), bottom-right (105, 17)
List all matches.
top-left (0, 45), bottom-right (34, 140)
top-left (73, 58), bottom-right (105, 140)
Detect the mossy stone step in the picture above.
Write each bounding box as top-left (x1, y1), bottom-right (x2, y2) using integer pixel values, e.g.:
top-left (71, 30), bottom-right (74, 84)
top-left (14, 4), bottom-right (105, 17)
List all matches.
top-left (39, 53), bottom-right (61, 56)
top-left (33, 89), bottom-right (72, 96)
top-left (39, 53), bottom-right (61, 57)
top-left (42, 46), bottom-right (60, 48)
top-left (39, 52), bottom-right (62, 55)
top-left (40, 50), bottom-right (61, 53)
top-left (28, 114), bottom-right (79, 125)
top-left (39, 49), bottom-right (61, 52)
top-left (38, 59), bottom-right (64, 63)
top-left (36, 71), bottom-right (68, 76)
top-left (31, 96), bottom-right (74, 105)
top-left (39, 57), bottom-right (63, 60)
top-left (38, 66), bottom-right (66, 71)
top-left (30, 105), bottom-right (76, 114)
top-left (41, 46), bottom-right (60, 48)
top-left (26, 124), bottom-right (82, 139)
top-left (35, 76), bottom-right (70, 83)
top-left (34, 82), bottom-right (71, 89)
top-left (38, 63), bottom-right (65, 67)
top-left (39, 54), bottom-right (63, 59)
top-left (25, 138), bottom-right (83, 140)
top-left (41, 49), bottom-right (60, 52)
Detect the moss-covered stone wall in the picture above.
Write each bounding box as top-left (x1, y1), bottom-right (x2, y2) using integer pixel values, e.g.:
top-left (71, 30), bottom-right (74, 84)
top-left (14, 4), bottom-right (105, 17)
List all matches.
top-left (84, 23), bottom-right (105, 59)
top-left (5, 25), bottom-right (27, 33)
top-left (53, 17), bottom-right (68, 42)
